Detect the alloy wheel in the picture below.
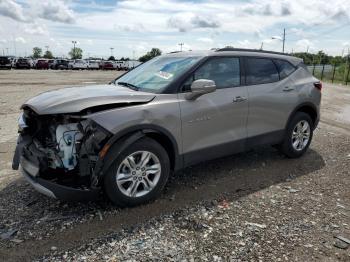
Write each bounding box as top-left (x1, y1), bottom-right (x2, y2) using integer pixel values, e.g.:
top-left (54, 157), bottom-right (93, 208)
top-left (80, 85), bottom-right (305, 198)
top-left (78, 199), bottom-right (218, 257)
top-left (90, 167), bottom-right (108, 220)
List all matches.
top-left (291, 120), bottom-right (311, 151)
top-left (115, 151), bottom-right (161, 198)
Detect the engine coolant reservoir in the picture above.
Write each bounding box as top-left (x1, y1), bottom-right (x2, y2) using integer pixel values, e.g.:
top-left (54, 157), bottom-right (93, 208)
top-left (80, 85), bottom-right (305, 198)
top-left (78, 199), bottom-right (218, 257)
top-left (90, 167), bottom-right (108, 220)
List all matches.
top-left (56, 123), bottom-right (83, 170)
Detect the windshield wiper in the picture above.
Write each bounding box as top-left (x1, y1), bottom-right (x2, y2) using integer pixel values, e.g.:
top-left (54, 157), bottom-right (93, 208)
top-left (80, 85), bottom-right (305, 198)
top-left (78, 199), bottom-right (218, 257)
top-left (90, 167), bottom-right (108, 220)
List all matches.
top-left (117, 81), bottom-right (139, 91)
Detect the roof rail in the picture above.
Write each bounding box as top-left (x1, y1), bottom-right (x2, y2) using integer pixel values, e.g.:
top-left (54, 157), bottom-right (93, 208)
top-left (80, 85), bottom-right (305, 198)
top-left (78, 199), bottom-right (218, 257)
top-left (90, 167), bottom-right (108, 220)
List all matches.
top-left (215, 47), bottom-right (291, 56)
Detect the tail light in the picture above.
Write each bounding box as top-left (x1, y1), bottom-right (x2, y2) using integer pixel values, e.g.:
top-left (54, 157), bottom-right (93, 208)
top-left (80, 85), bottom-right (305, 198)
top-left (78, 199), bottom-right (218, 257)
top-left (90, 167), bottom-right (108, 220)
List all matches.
top-left (314, 81), bottom-right (322, 91)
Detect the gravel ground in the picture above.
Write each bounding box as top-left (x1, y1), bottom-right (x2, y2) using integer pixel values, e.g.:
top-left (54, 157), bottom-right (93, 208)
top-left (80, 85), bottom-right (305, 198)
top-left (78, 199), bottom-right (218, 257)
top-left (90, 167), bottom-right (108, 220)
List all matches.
top-left (0, 70), bottom-right (349, 261)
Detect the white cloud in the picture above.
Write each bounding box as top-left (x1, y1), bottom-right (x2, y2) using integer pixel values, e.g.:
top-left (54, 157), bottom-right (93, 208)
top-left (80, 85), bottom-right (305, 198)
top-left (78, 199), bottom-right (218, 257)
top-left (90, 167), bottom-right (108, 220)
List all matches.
top-left (15, 37), bottom-right (27, 44)
top-left (24, 23), bottom-right (48, 35)
top-left (0, 0), bottom-right (349, 57)
top-left (32, 0), bottom-right (75, 24)
top-left (197, 38), bottom-right (214, 44)
top-left (0, 0), bottom-right (27, 22)
top-left (295, 39), bottom-right (315, 52)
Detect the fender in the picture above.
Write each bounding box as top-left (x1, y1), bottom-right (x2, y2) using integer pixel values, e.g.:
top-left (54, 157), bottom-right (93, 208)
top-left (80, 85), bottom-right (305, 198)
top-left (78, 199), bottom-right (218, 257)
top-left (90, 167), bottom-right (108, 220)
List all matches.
top-left (93, 124), bottom-right (182, 181)
top-left (285, 102), bottom-right (318, 130)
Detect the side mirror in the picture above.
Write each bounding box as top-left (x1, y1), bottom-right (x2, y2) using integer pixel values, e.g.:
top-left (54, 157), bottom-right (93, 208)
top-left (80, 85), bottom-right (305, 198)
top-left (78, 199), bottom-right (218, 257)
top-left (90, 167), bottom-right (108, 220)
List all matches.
top-left (185, 79), bottom-right (216, 100)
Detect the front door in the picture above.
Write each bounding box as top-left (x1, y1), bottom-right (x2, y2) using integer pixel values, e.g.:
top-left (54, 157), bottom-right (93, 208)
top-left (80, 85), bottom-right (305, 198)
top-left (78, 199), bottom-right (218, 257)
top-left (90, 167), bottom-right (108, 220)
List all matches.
top-left (178, 57), bottom-right (249, 166)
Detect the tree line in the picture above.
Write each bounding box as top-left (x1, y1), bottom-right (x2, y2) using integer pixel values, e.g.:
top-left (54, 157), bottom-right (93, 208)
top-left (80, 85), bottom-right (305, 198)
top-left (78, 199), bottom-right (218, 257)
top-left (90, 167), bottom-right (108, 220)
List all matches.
top-left (293, 51), bottom-right (350, 65)
top-left (31, 46), bottom-right (162, 61)
top-left (33, 46), bottom-right (350, 66)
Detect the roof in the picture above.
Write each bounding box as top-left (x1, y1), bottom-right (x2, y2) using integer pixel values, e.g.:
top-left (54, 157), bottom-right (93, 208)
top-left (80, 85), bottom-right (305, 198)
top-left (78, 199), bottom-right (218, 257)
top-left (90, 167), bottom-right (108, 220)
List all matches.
top-left (165, 48), bottom-right (302, 66)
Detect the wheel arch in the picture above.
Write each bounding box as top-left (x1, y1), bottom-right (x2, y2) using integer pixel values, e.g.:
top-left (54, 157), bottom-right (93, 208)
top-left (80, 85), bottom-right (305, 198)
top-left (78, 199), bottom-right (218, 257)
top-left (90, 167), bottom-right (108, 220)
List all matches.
top-left (94, 124), bottom-right (182, 179)
top-left (286, 102), bottom-right (318, 130)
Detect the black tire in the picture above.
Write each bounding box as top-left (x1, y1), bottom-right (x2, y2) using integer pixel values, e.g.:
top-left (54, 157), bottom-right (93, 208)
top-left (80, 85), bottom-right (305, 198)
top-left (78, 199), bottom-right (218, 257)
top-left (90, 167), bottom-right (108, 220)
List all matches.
top-left (104, 137), bottom-right (170, 207)
top-left (278, 112), bottom-right (313, 158)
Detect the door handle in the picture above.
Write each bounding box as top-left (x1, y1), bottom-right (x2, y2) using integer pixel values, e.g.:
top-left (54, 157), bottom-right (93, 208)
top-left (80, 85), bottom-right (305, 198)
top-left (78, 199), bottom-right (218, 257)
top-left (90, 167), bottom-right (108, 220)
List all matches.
top-left (233, 96), bottom-right (247, 103)
top-left (283, 86), bottom-right (295, 92)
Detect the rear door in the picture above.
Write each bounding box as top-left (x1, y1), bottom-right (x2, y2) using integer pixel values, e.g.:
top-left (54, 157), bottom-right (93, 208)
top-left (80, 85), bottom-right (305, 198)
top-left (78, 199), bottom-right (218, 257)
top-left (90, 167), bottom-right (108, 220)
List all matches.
top-left (244, 57), bottom-right (298, 143)
top-left (178, 57), bottom-right (249, 165)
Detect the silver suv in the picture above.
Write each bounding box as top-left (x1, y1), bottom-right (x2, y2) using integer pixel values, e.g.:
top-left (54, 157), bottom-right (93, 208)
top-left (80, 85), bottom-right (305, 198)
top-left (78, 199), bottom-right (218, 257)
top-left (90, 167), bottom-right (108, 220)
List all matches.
top-left (13, 48), bottom-right (321, 206)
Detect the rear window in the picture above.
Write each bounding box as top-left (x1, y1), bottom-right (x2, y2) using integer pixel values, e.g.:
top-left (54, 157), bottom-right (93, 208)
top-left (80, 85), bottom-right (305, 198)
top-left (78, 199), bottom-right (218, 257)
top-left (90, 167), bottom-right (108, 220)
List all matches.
top-left (245, 58), bottom-right (279, 85)
top-left (274, 59), bottom-right (296, 79)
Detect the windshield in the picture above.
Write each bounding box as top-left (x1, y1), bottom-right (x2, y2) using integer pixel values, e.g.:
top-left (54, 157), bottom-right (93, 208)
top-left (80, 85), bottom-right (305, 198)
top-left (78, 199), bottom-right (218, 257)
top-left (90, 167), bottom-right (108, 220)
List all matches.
top-left (115, 56), bottom-right (202, 93)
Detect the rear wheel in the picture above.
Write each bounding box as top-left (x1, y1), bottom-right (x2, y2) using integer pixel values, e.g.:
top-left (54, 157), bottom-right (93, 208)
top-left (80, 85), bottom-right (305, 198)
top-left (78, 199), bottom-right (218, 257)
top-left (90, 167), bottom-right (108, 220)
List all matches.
top-left (278, 112), bottom-right (313, 158)
top-left (104, 137), bottom-right (170, 207)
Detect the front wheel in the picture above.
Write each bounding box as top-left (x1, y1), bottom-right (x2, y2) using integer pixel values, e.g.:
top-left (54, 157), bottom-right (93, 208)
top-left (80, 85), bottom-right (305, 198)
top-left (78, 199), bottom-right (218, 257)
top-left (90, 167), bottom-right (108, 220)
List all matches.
top-left (104, 137), bottom-right (170, 207)
top-left (278, 112), bottom-right (314, 158)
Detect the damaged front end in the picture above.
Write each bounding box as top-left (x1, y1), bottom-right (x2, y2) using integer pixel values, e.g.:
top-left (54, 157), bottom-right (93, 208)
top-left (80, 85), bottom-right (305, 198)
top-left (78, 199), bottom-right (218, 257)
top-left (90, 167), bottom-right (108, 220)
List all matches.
top-left (13, 108), bottom-right (112, 201)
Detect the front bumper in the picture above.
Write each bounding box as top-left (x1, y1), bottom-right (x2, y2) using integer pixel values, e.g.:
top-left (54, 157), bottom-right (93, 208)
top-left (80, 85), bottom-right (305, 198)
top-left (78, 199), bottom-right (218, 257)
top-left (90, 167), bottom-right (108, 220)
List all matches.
top-left (19, 164), bottom-right (99, 201)
top-left (13, 135), bottom-right (99, 202)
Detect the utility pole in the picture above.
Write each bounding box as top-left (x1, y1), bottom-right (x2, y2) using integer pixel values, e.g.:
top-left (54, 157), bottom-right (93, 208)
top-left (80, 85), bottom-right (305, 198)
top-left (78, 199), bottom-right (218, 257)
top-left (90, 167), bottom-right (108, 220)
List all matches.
top-left (282, 28), bottom-right (285, 53)
top-left (45, 46), bottom-right (49, 52)
top-left (72, 41), bottom-right (77, 59)
top-left (306, 46), bottom-right (309, 53)
top-left (260, 42), bottom-right (264, 50)
top-left (178, 43), bottom-right (184, 52)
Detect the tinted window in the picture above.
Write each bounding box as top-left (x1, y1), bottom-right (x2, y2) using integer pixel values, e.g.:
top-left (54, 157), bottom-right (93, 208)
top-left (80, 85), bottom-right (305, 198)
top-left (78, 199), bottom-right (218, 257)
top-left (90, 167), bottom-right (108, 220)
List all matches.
top-left (183, 57), bottom-right (240, 91)
top-left (245, 58), bottom-right (279, 85)
top-left (274, 59), bottom-right (296, 79)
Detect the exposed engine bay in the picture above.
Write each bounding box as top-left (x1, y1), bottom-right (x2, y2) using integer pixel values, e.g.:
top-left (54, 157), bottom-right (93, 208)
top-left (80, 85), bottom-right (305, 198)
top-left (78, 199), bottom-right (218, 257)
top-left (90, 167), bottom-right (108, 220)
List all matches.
top-left (17, 108), bottom-right (111, 189)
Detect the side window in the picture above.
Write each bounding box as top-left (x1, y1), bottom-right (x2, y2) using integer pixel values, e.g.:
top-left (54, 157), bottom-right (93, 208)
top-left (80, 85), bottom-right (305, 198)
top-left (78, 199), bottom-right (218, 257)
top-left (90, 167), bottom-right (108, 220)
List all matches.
top-left (245, 58), bottom-right (279, 85)
top-left (274, 59), bottom-right (296, 79)
top-left (182, 57), bottom-right (240, 91)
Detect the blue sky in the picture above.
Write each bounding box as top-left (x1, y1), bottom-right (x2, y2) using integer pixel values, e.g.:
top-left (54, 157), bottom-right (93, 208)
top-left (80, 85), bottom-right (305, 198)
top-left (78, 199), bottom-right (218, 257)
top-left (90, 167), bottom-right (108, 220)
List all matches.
top-left (0, 0), bottom-right (349, 58)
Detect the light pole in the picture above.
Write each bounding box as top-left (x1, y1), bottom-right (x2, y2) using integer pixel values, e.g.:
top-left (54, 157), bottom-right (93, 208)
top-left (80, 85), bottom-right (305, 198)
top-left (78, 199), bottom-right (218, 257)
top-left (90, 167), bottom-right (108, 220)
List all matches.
top-left (271, 28), bottom-right (286, 53)
top-left (72, 41), bottom-right (77, 59)
top-left (110, 47), bottom-right (114, 57)
top-left (260, 42), bottom-right (264, 50)
top-left (178, 43), bottom-right (184, 52)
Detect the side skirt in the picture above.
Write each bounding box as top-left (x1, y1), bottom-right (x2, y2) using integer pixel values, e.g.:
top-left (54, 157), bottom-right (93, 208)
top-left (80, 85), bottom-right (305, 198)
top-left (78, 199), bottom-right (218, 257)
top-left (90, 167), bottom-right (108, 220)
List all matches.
top-left (182, 130), bottom-right (284, 168)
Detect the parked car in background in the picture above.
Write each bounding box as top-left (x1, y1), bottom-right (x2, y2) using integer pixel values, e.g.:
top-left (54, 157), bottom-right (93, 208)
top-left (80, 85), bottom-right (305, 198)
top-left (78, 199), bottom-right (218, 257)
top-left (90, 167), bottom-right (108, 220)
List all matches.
top-left (69, 59), bottom-right (88, 70)
top-left (47, 59), bottom-right (55, 69)
top-left (12, 49), bottom-right (321, 207)
top-left (15, 58), bottom-right (33, 69)
top-left (113, 61), bottom-right (125, 70)
top-left (51, 59), bottom-right (69, 70)
top-left (0, 56), bottom-right (12, 69)
top-left (35, 59), bottom-right (49, 70)
top-left (100, 60), bottom-right (114, 70)
top-left (87, 60), bottom-right (100, 70)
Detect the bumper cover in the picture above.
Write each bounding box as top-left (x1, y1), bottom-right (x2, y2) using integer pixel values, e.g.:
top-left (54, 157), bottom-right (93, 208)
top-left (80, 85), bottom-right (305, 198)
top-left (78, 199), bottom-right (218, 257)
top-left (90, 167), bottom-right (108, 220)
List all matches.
top-left (20, 165), bottom-right (99, 201)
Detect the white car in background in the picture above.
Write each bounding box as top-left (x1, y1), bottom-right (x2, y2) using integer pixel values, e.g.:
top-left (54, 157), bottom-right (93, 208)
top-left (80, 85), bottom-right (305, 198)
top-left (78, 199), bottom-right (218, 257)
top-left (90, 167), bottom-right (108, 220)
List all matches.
top-left (113, 61), bottom-right (125, 70)
top-left (87, 60), bottom-right (100, 70)
top-left (69, 59), bottom-right (88, 70)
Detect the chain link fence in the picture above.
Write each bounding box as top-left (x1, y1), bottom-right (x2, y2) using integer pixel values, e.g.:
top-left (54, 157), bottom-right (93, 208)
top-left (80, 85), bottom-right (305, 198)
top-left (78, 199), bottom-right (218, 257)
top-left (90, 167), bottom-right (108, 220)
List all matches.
top-left (307, 63), bottom-right (350, 85)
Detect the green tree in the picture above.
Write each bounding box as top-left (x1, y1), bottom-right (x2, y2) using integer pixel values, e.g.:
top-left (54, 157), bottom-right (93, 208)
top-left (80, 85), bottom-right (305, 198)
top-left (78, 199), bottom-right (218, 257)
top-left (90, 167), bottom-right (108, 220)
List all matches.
top-left (69, 47), bottom-right (83, 59)
top-left (32, 47), bottom-right (42, 58)
top-left (108, 56), bottom-right (115, 61)
top-left (139, 48), bottom-right (162, 62)
top-left (43, 50), bottom-right (53, 59)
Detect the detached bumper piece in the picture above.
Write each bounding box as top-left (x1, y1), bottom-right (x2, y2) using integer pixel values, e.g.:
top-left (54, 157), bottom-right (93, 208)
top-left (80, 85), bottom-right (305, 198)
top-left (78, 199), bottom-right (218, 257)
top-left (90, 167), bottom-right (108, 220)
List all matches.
top-left (19, 156), bottom-right (99, 202)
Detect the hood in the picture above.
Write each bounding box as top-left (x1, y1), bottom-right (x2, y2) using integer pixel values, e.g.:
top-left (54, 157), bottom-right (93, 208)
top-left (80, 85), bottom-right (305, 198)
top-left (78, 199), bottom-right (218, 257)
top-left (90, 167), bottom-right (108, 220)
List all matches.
top-left (22, 84), bottom-right (156, 115)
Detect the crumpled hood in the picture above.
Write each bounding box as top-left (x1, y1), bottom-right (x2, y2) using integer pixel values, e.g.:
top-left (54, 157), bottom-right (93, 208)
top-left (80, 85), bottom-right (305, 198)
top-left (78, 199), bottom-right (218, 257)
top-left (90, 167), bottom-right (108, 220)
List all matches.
top-left (21, 84), bottom-right (156, 115)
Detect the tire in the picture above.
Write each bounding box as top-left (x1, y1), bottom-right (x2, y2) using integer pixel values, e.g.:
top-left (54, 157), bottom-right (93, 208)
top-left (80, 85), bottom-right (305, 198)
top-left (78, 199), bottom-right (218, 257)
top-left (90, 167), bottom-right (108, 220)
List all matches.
top-left (104, 137), bottom-right (170, 207)
top-left (278, 112), bottom-right (313, 158)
